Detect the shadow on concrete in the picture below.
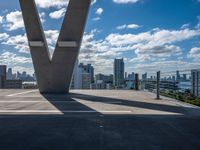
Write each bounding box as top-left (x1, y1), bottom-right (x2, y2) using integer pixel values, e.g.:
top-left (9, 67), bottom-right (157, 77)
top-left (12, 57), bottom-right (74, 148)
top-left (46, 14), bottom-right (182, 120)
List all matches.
top-left (41, 93), bottom-right (100, 115)
top-left (0, 92), bottom-right (200, 150)
top-left (69, 92), bottom-right (199, 116)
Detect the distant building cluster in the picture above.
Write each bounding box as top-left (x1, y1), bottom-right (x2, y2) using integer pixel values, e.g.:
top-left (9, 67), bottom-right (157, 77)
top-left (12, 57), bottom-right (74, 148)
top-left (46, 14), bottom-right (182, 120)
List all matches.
top-left (6, 68), bottom-right (36, 81)
top-left (91, 74), bottom-right (113, 89)
top-left (0, 65), bottom-right (22, 89)
top-left (141, 69), bottom-right (200, 97)
top-left (0, 65), bottom-right (37, 89)
top-left (71, 58), bottom-right (135, 90)
top-left (0, 58), bottom-right (132, 90)
top-left (142, 71), bottom-right (192, 92)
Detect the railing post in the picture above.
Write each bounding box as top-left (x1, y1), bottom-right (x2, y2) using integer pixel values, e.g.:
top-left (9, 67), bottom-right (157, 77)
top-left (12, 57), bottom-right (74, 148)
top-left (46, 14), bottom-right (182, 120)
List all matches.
top-left (156, 71), bottom-right (160, 99)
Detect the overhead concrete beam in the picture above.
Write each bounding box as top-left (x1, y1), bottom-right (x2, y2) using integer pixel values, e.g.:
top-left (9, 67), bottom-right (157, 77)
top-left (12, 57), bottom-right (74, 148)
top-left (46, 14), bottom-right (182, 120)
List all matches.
top-left (58, 41), bottom-right (78, 48)
top-left (19, 0), bottom-right (91, 94)
top-left (29, 41), bottom-right (44, 47)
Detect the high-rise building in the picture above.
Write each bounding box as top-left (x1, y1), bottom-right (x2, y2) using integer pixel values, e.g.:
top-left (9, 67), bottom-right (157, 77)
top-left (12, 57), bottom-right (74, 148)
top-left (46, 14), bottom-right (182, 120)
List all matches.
top-left (71, 62), bottom-right (93, 89)
top-left (79, 63), bottom-right (94, 83)
top-left (172, 76), bottom-right (176, 81)
top-left (95, 74), bottom-right (113, 84)
top-left (22, 71), bottom-right (27, 78)
top-left (17, 72), bottom-right (21, 79)
top-left (176, 70), bottom-right (180, 81)
top-left (124, 72), bottom-right (135, 89)
top-left (191, 69), bottom-right (200, 96)
top-left (81, 72), bottom-right (91, 89)
top-left (113, 58), bottom-right (124, 88)
top-left (125, 72), bottom-right (127, 80)
top-left (142, 72), bottom-right (147, 81)
top-left (127, 72), bottom-right (135, 81)
top-left (183, 74), bottom-right (187, 81)
top-left (91, 74), bottom-right (113, 89)
top-left (71, 60), bottom-right (82, 89)
top-left (7, 68), bottom-right (13, 80)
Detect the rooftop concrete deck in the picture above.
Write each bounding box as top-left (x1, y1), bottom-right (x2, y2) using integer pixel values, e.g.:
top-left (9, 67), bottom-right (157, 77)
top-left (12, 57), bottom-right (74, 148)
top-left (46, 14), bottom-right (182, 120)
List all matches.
top-left (0, 89), bottom-right (200, 150)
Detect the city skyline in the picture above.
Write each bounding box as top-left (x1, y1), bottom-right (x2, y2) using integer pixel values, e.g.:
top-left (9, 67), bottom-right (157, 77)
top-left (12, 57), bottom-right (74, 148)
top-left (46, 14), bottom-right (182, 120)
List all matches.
top-left (0, 0), bottom-right (200, 75)
top-left (0, 60), bottom-right (198, 98)
top-left (3, 61), bottom-right (193, 81)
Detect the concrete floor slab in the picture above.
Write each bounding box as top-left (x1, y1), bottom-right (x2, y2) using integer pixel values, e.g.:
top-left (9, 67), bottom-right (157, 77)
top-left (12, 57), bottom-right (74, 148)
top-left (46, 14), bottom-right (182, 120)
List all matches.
top-left (0, 90), bottom-right (200, 150)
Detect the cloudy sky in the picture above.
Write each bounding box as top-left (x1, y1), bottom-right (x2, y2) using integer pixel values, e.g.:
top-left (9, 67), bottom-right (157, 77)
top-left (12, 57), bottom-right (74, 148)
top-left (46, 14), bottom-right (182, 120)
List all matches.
top-left (0, 0), bottom-right (200, 75)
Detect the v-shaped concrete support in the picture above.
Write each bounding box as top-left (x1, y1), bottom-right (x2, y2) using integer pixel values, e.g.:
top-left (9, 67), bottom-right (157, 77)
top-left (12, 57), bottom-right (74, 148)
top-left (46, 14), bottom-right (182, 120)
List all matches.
top-left (19, 0), bottom-right (91, 93)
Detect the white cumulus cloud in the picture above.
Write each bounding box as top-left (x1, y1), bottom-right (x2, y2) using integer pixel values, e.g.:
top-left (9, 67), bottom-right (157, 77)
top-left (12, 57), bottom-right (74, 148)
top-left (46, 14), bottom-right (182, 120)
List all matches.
top-left (188, 47), bottom-right (200, 59)
top-left (2, 10), bottom-right (45, 31)
top-left (116, 24), bottom-right (141, 30)
top-left (35, 0), bottom-right (68, 9)
top-left (0, 33), bottom-right (9, 41)
top-left (49, 8), bottom-right (66, 19)
top-left (0, 51), bottom-right (32, 65)
top-left (4, 11), bottom-right (24, 31)
top-left (96, 8), bottom-right (103, 15)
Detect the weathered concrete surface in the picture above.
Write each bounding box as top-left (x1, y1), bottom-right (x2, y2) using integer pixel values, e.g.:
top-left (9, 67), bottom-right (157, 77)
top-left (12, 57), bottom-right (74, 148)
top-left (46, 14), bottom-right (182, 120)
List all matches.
top-left (19, 0), bottom-right (91, 93)
top-left (0, 90), bottom-right (200, 150)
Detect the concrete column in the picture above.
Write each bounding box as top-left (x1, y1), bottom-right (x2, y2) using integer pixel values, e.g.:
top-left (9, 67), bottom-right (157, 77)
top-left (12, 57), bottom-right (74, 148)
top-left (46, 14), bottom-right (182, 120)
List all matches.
top-left (19, 0), bottom-right (91, 94)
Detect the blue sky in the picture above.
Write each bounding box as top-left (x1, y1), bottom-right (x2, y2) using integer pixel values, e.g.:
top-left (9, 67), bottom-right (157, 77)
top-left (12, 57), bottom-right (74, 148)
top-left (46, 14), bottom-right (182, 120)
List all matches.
top-left (0, 0), bottom-right (200, 75)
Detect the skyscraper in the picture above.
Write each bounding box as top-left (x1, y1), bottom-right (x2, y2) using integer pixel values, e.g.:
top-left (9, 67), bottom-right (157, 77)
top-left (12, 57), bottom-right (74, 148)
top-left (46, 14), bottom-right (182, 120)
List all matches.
top-left (127, 72), bottom-right (135, 81)
top-left (183, 74), bottom-right (187, 81)
top-left (71, 62), bottom-right (93, 89)
top-left (79, 63), bottom-right (94, 83)
top-left (113, 58), bottom-right (124, 88)
top-left (191, 69), bottom-right (200, 96)
top-left (176, 70), bottom-right (180, 81)
top-left (7, 68), bottom-right (13, 80)
top-left (125, 72), bottom-right (127, 80)
top-left (71, 60), bottom-right (82, 89)
top-left (142, 72), bottom-right (147, 81)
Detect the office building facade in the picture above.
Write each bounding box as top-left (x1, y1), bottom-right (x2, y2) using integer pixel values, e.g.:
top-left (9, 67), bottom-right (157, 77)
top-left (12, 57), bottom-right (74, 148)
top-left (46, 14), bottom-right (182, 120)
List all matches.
top-left (71, 62), bottom-right (93, 89)
top-left (113, 58), bottom-right (124, 88)
top-left (91, 74), bottom-right (113, 89)
top-left (95, 74), bottom-right (113, 84)
top-left (191, 69), bottom-right (200, 96)
top-left (7, 68), bottom-right (13, 80)
top-left (142, 72), bottom-right (147, 81)
top-left (79, 63), bottom-right (94, 83)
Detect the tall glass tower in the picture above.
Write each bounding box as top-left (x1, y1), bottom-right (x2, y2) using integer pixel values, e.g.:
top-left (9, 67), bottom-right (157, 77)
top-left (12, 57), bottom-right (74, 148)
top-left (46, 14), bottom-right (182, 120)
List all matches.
top-left (113, 58), bottom-right (124, 88)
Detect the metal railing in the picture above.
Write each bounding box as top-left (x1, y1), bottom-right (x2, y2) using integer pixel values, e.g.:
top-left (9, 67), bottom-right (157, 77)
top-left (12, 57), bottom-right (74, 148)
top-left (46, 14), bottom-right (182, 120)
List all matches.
top-left (141, 70), bottom-right (193, 100)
